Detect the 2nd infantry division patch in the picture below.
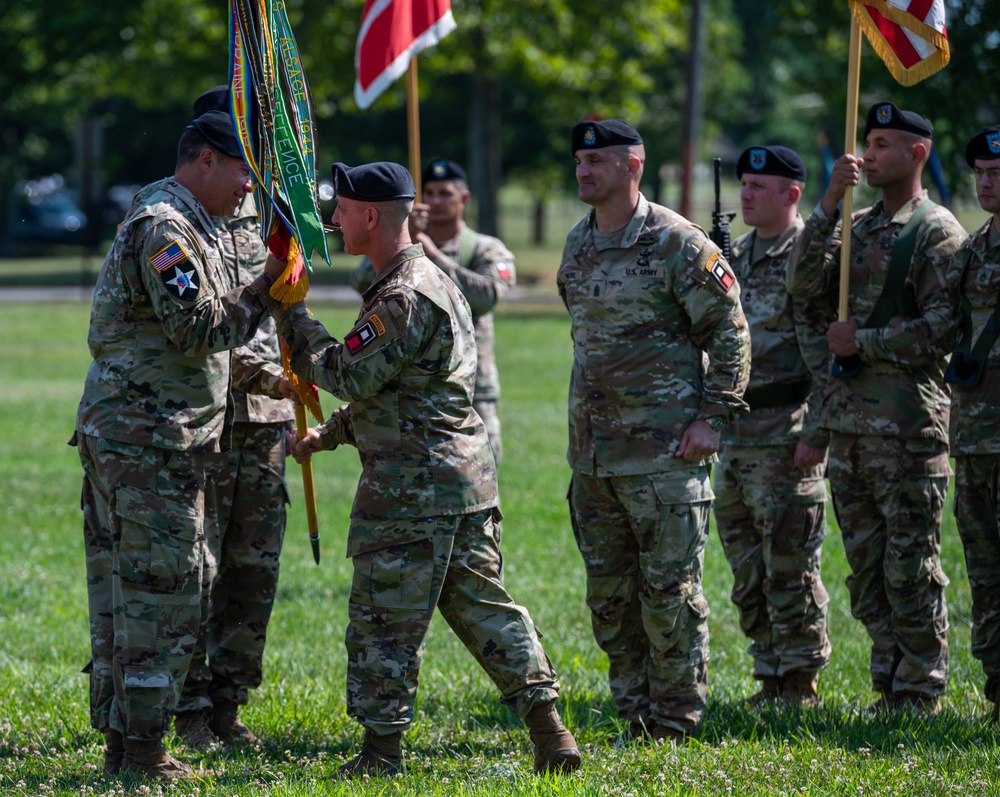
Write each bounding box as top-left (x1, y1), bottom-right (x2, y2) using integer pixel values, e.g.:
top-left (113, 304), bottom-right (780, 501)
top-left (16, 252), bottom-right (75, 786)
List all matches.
top-left (705, 251), bottom-right (735, 292)
top-left (150, 241), bottom-right (201, 299)
top-left (345, 311), bottom-right (386, 354)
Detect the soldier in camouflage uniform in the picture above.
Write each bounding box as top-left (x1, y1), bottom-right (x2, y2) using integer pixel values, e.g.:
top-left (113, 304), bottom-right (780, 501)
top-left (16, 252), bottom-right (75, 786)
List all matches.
top-left (75, 110), bottom-right (288, 779)
top-left (947, 126), bottom-right (1000, 722)
top-left (558, 119), bottom-right (750, 742)
top-left (279, 161), bottom-right (580, 777)
top-left (350, 158), bottom-right (515, 463)
top-left (787, 102), bottom-right (966, 712)
top-left (715, 146), bottom-right (833, 708)
top-left (156, 86), bottom-right (295, 751)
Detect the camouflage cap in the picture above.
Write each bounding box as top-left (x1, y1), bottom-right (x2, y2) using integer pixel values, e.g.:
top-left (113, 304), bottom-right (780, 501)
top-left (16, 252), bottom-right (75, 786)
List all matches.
top-left (572, 119), bottom-right (643, 153)
top-left (332, 161), bottom-right (416, 202)
top-left (863, 102), bottom-right (933, 141)
top-left (736, 145), bottom-right (806, 181)
top-left (965, 126), bottom-right (1000, 167)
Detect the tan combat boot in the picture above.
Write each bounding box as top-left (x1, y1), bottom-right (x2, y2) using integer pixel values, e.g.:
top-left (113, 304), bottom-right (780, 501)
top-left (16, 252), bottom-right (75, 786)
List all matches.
top-left (524, 702), bottom-right (582, 774)
top-left (210, 701), bottom-right (259, 745)
top-left (103, 729), bottom-right (124, 776)
top-left (338, 729), bottom-right (402, 777)
top-left (742, 676), bottom-right (783, 707)
top-left (781, 671), bottom-right (820, 708)
top-left (174, 708), bottom-right (219, 751)
top-left (120, 738), bottom-right (194, 781)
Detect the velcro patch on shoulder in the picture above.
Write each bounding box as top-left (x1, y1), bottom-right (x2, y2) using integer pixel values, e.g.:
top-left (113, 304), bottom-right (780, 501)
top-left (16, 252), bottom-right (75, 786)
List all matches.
top-left (705, 251), bottom-right (736, 292)
top-left (345, 308), bottom-right (391, 354)
top-left (150, 240), bottom-right (190, 273)
top-left (494, 259), bottom-right (513, 280)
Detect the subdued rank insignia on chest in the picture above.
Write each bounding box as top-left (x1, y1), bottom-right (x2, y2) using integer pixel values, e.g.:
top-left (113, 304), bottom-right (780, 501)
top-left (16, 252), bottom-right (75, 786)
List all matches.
top-left (495, 259), bottom-right (512, 279)
top-left (705, 251), bottom-right (735, 292)
top-left (345, 312), bottom-right (386, 354)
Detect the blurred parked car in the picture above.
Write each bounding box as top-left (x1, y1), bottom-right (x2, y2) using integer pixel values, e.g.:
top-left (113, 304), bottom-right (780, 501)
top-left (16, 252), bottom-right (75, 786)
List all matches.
top-left (8, 175), bottom-right (88, 245)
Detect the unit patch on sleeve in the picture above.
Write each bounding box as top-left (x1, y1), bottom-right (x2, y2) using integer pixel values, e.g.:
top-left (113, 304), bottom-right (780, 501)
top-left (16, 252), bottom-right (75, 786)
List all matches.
top-left (494, 259), bottom-right (513, 280)
top-left (150, 240), bottom-right (201, 299)
top-left (345, 311), bottom-right (387, 354)
top-left (705, 251), bottom-right (736, 292)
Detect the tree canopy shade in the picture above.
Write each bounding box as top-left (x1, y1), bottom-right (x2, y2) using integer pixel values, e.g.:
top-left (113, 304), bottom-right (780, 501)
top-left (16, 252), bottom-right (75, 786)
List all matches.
top-left (1, 0), bottom-right (997, 248)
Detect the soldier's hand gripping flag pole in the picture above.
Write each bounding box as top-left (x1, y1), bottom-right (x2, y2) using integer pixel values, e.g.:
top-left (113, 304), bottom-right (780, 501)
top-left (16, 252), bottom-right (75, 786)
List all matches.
top-left (833, 1), bottom-right (950, 378)
top-left (230, 0), bottom-right (330, 563)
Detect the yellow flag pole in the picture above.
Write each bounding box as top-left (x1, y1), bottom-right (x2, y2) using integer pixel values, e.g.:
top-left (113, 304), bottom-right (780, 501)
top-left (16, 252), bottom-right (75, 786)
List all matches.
top-left (839, 12), bottom-right (863, 322)
top-left (295, 402), bottom-right (322, 565)
top-left (406, 58), bottom-right (423, 202)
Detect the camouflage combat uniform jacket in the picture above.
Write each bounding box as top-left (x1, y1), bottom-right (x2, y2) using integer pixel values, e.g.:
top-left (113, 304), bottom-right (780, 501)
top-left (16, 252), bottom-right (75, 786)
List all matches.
top-left (949, 218), bottom-right (1000, 455)
top-left (724, 217), bottom-right (832, 449)
top-left (77, 179), bottom-right (283, 452)
top-left (557, 193), bottom-right (751, 480)
top-left (350, 225), bottom-right (516, 400)
top-left (786, 191), bottom-right (965, 444)
top-left (281, 244), bottom-right (497, 553)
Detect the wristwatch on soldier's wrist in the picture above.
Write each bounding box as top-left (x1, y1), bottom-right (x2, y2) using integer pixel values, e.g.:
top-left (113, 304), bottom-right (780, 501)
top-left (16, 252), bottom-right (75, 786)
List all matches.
top-left (703, 415), bottom-right (727, 433)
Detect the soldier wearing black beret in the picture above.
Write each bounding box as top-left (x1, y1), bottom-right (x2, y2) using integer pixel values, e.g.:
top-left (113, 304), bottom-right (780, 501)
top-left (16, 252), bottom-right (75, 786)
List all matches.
top-left (277, 161), bottom-right (580, 778)
top-left (717, 144), bottom-right (834, 708)
top-left (947, 124), bottom-right (1000, 723)
top-left (348, 155), bottom-right (517, 464)
top-left (560, 117), bottom-right (750, 744)
top-left (787, 101), bottom-right (967, 714)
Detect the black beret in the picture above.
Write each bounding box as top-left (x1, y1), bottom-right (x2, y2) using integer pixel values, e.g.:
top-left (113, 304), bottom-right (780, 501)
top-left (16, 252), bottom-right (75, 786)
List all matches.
top-left (863, 102), bottom-right (933, 140)
top-left (193, 85), bottom-right (230, 118)
top-left (187, 110), bottom-right (242, 159)
top-left (423, 158), bottom-right (467, 186)
top-left (332, 161), bottom-right (416, 202)
top-left (572, 119), bottom-right (643, 153)
top-left (736, 145), bottom-right (806, 181)
top-left (965, 126), bottom-right (1000, 167)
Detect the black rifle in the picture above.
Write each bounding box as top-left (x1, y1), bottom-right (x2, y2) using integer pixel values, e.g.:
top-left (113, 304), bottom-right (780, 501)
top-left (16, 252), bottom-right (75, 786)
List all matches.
top-left (710, 157), bottom-right (736, 262)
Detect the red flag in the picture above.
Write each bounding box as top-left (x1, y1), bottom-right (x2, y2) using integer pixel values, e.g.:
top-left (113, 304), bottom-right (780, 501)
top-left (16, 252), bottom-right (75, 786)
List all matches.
top-left (850, 0), bottom-right (949, 86)
top-left (354, 0), bottom-right (456, 109)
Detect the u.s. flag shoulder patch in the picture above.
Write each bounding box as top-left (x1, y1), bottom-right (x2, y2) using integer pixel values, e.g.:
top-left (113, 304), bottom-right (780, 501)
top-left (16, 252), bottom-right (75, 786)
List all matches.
top-left (705, 251), bottom-right (735, 292)
top-left (150, 240), bottom-right (189, 273)
top-left (345, 311), bottom-right (387, 354)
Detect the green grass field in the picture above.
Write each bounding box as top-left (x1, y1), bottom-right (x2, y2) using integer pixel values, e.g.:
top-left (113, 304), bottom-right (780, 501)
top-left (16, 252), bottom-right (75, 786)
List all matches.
top-left (1, 300), bottom-right (998, 796)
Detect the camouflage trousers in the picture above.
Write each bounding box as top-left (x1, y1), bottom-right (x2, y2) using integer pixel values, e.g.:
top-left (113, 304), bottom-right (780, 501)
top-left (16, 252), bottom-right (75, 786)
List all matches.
top-left (474, 399), bottom-right (502, 466)
top-left (345, 508), bottom-right (560, 735)
top-left (828, 433), bottom-right (951, 698)
top-left (568, 471), bottom-right (711, 735)
top-left (954, 454), bottom-right (1000, 703)
top-left (177, 421), bottom-right (290, 713)
top-left (714, 443), bottom-right (832, 679)
top-left (78, 433), bottom-right (208, 740)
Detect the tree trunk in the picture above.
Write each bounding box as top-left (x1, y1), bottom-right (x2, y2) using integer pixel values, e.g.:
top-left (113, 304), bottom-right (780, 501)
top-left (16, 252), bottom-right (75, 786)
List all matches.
top-left (467, 61), bottom-right (501, 236)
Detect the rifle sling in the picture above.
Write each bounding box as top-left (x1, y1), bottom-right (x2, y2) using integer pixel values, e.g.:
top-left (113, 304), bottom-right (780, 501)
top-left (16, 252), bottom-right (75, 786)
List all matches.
top-left (861, 199), bottom-right (936, 329)
top-left (458, 226), bottom-right (478, 270)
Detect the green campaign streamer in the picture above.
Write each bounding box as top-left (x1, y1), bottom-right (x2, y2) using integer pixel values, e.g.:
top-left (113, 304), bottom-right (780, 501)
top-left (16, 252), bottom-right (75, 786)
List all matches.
top-left (229, 0), bottom-right (329, 268)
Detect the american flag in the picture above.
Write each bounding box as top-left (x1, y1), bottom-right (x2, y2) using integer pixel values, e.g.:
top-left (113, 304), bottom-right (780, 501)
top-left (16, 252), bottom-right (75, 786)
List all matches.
top-left (150, 241), bottom-right (189, 273)
top-left (851, 0), bottom-right (949, 86)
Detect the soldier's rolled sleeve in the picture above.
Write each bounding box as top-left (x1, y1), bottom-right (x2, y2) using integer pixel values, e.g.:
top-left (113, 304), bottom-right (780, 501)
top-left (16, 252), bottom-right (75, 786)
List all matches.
top-left (787, 207), bottom-right (840, 300)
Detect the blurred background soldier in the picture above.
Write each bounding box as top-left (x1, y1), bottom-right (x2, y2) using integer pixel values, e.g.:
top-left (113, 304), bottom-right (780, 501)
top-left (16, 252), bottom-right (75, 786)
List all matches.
top-left (787, 102), bottom-right (966, 713)
top-left (282, 161), bottom-right (579, 777)
top-left (714, 145), bottom-right (833, 708)
top-left (350, 158), bottom-right (515, 463)
top-left (75, 107), bottom-right (287, 780)
top-left (947, 125), bottom-right (1000, 722)
top-left (559, 119), bottom-right (750, 743)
